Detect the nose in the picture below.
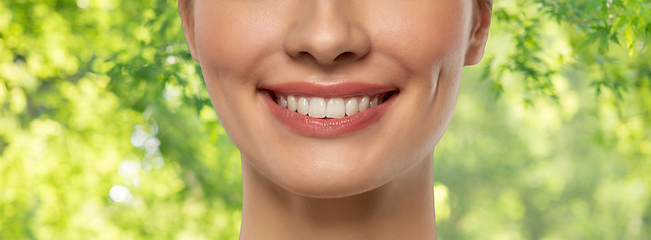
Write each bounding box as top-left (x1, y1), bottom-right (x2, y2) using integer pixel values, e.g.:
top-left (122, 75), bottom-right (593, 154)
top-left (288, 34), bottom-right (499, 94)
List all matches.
top-left (284, 1), bottom-right (371, 66)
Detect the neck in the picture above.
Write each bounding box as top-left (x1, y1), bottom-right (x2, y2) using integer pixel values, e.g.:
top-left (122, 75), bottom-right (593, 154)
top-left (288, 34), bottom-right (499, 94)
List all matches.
top-left (239, 155), bottom-right (437, 240)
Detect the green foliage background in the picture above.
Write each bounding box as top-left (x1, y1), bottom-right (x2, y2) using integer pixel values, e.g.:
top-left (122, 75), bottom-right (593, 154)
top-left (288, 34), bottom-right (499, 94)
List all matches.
top-left (1, 0), bottom-right (650, 239)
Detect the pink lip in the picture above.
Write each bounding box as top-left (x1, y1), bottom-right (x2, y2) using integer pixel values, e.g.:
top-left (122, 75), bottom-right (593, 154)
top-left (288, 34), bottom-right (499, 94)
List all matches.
top-left (261, 82), bottom-right (395, 98)
top-left (260, 82), bottom-right (397, 137)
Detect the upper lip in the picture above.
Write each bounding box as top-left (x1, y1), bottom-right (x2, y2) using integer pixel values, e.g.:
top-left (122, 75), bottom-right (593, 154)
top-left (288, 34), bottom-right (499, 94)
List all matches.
top-left (259, 81), bottom-right (398, 98)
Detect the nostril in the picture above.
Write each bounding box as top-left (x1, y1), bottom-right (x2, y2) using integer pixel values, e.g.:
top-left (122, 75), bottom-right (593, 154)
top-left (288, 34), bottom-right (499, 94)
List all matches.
top-left (292, 51), bottom-right (362, 65)
top-left (333, 52), bottom-right (356, 63)
top-left (296, 51), bottom-right (318, 63)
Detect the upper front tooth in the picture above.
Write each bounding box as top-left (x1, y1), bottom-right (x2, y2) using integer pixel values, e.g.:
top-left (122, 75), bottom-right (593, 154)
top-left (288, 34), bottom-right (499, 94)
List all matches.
top-left (297, 97), bottom-right (309, 115)
top-left (370, 96), bottom-right (379, 108)
top-left (359, 96), bottom-right (370, 111)
top-left (326, 98), bottom-right (345, 118)
top-left (308, 97), bottom-right (326, 118)
top-left (283, 94), bottom-right (380, 118)
top-left (287, 95), bottom-right (297, 112)
top-left (345, 98), bottom-right (359, 116)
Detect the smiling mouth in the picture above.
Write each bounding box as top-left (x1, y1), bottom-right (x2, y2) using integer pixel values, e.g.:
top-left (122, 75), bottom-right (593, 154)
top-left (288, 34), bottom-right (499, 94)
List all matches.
top-left (259, 82), bottom-right (399, 137)
top-left (271, 92), bottom-right (396, 119)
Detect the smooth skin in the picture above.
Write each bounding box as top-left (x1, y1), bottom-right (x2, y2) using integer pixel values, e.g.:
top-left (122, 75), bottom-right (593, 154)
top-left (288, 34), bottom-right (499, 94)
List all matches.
top-left (179, 0), bottom-right (492, 239)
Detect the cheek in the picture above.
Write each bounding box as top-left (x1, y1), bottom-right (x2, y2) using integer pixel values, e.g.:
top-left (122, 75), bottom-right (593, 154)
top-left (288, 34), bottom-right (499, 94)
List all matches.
top-left (193, 2), bottom-right (285, 80)
top-left (366, 1), bottom-right (471, 154)
top-left (366, 0), bottom-right (472, 73)
top-left (192, 1), bottom-right (289, 140)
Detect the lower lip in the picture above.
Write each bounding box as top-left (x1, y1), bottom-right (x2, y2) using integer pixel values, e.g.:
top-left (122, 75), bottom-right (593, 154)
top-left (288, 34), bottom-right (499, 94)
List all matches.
top-left (263, 92), bottom-right (396, 137)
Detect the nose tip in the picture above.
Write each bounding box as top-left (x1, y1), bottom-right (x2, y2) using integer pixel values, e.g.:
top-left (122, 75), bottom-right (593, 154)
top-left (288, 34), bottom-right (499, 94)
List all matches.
top-left (284, 3), bottom-right (370, 66)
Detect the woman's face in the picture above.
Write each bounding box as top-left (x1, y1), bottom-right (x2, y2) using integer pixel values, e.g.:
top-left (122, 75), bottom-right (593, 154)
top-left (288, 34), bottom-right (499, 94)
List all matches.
top-left (182, 0), bottom-right (490, 198)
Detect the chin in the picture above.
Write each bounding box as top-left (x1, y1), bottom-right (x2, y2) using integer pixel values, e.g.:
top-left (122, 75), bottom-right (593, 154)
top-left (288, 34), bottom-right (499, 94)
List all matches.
top-left (282, 175), bottom-right (382, 199)
top-left (240, 130), bottom-right (437, 199)
top-left (275, 159), bottom-right (391, 198)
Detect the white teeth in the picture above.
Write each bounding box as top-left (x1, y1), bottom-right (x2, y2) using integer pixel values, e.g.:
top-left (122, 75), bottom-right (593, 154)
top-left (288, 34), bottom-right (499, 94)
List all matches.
top-left (297, 97), bottom-right (309, 115)
top-left (326, 98), bottom-right (345, 118)
top-left (308, 97), bottom-right (326, 118)
top-left (287, 95), bottom-right (297, 112)
top-left (279, 95), bottom-right (287, 108)
top-left (276, 94), bottom-right (386, 118)
top-left (345, 98), bottom-right (359, 116)
top-left (359, 96), bottom-right (370, 111)
top-left (370, 96), bottom-right (378, 108)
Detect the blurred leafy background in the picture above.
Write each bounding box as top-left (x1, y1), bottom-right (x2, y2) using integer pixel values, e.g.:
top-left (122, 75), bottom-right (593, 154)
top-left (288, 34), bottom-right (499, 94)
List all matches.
top-left (0, 0), bottom-right (649, 239)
